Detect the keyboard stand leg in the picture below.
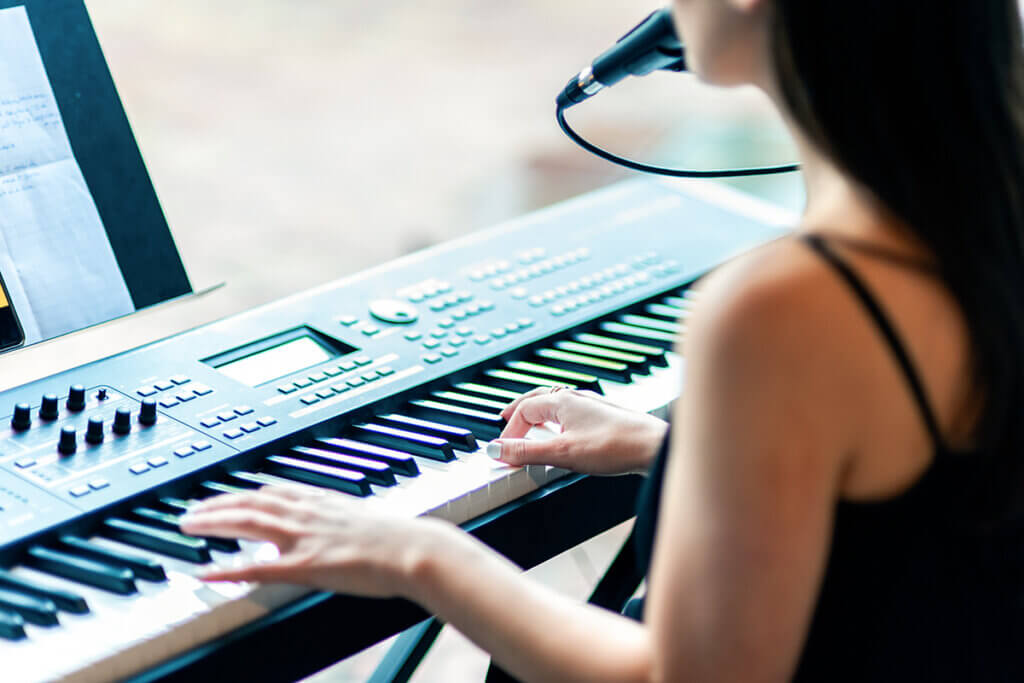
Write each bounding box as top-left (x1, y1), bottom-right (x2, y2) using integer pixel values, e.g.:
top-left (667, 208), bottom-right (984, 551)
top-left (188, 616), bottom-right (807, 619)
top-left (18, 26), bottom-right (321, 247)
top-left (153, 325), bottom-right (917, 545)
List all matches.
top-left (368, 617), bottom-right (444, 683)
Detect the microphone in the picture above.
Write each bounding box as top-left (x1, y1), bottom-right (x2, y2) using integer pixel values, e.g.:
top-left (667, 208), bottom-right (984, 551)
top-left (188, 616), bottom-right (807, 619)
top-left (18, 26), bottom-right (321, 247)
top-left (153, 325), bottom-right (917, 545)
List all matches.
top-left (557, 8), bottom-right (685, 112)
top-left (554, 7), bottom-right (799, 178)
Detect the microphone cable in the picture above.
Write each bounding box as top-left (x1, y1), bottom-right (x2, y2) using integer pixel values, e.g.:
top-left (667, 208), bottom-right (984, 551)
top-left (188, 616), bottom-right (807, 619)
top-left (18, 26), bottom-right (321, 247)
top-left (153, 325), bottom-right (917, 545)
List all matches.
top-left (556, 7), bottom-right (800, 179)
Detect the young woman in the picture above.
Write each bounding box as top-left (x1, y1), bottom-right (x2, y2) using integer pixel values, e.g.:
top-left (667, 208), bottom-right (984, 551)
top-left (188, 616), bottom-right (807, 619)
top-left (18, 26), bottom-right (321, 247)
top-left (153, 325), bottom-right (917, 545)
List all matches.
top-left (181, 1), bottom-right (1024, 680)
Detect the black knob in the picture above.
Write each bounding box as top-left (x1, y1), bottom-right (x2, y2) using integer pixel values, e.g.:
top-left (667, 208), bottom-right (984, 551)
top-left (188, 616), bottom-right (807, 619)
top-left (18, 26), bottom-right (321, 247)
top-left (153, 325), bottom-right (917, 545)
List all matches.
top-left (112, 407), bottom-right (132, 435)
top-left (57, 426), bottom-right (77, 455)
top-left (11, 403), bottom-right (31, 431)
top-left (66, 385), bottom-right (86, 412)
top-left (39, 394), bottom-right (59, 421)
top-left (85, 417), bottom-right (104, 445)
top-left (139, 399), bottom-right (158, 427)
top-left (96, 388), bottom-right (108, 401)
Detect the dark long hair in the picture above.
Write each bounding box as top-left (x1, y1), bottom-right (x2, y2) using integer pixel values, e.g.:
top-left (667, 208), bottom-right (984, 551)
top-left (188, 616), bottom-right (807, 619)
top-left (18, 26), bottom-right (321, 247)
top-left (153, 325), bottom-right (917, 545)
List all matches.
top-left (771, 2), bottom-right (1024, 520)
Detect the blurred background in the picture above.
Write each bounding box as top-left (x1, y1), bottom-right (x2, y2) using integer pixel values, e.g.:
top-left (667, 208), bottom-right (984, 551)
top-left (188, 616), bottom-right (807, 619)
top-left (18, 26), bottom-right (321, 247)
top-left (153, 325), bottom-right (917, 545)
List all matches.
top-left (86, 0), bottom-right (803, 316)
top-left (82, 1), bottom-right (804, 679)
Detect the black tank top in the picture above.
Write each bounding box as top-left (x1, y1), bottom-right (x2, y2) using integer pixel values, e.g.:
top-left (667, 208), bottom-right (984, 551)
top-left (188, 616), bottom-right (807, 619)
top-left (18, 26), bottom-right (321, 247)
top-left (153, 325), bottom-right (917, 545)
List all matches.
top-left (629, 234), bottom-right (1024, 681)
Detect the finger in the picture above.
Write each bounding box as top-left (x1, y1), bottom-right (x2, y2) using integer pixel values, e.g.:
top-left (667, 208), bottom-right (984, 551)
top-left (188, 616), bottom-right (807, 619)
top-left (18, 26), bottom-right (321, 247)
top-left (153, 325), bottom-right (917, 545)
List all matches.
top-left (179, 508), bottom-right (303, 548)
top-left (499, 387), bottom-right (549, 420)
top-left (501, 393), bottom-right (564, 439)
top-left (489, 437), bottom-right (569, 467)
top-left (189, 491), bottom-right (297, 518)
top-left (200, 560), bottom-right (308, 585)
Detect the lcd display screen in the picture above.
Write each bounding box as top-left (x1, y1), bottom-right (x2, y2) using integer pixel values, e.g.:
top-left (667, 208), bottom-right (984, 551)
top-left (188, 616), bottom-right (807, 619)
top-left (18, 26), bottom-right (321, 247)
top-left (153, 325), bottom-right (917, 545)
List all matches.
top-left (215, 336), bottom-right (334, 387)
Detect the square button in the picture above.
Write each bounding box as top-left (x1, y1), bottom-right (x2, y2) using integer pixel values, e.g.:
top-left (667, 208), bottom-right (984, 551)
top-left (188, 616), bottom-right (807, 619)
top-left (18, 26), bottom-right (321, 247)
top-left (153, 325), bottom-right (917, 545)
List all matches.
top-left (339, 361), bottom-right (357, 372)
top-left (223, 428), bottom-right (245, 439)
top-left (423, 354), bottom-right (443, 364)
top-left (347, 378), bottom-right (365, 388)
top-left (449, 338), bottom-right (466, 347)
top-left (278, 384), bottom-right (298, 395)
top-left (354, 356), bottom-right (373, 366)
top-left (377, 366), bottom-right (395, 376)
top-left (361, 373), bottom-right (379, 383)
top-left (14, 457), bottom-right (35, 469)
top-left (404, 331), bottom-right (423, 341)
top-left (474, 336), bottom-right (491, 345)
top-left (217, 412), bottom-right (237, 422)
top-left (136, 386), bottom-right (158, 397)
top-left (423, 340), bottom-right (441, 350)
top-left (324, 367), bottom-right (343, 377)
top-left (257, 417), bottom-right (278, 427)
top-left (174, 447), bottom-right (194, 459)
top-left (159, 398), bottom-right (179, 409)
top-left (240, 422), bottom-right (261, 434)
top-left (308, 373), bottom-right (328, 383)
top-left (456, 327), bottom-right (474, 337)
top-left (70, 485), bottom-right (90, 498)
top-left (438, 318), bottom-right (455, 328)
top-left (130, 463), bottom-right (150, 475)
top-left (88, 479), bottom-right (110, 491)
top-left (176, 392), bottom-right (196, 402)
top-left (331, 384), bottom-right (350, 394)
top-left (192, 440), bottom-right (213, 451)
top-left (200, 418), bottom-right (221, 429)
top-left (362, 326), bottom-right (380, 336)
top-left (234, 406), bottom-right (254, 416)
top-left (441, 348), bottom-right (459, 358)
top-left (300, 396), bottom-right (320, 406)
top-left (430, 330), bottom-right (447, 339)
top-left (339, 315), bottom-right (359, 326)
top-left (294, 379), bottom-right (314, 389)
top-left (316, 389), bottom-right (335, 399)
top-left (191, 384), bottom-right (213, 396)
top-left (154, 381), bottom-right (174, 391)
top-left (148, 456), bottom-right (169, 468)
top-left (170, 376), bottom-right (190, 386)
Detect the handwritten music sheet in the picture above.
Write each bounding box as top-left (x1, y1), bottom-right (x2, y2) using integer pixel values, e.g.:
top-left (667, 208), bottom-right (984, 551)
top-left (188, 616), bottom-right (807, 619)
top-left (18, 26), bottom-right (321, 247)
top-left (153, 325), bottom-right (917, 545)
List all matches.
top-left (0, 5), bottom-right (134, 345)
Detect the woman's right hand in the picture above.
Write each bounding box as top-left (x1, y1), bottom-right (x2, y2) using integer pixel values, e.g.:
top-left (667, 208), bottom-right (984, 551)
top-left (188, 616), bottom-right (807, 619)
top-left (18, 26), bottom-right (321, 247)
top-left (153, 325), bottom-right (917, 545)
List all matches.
top-left (493, 387), bottom-right (668, 475)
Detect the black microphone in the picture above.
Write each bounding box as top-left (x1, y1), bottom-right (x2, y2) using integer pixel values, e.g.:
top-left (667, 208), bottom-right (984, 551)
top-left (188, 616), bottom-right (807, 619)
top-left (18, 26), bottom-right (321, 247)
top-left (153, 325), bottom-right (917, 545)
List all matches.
top-left (554, 6), bottom-right (798, 178)
top-left (557, 8), bottom-right (686, 112)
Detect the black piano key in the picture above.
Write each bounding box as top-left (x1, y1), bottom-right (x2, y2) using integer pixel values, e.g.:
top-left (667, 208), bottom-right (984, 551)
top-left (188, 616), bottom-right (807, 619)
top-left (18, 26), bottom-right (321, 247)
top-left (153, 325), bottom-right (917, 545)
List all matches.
top-left (597, 321), bottom-right (676, 349)
top-left (200, 480), bottom-right (254, 497)
top-left (430, 391), bottom-right (507, 413)
top-left (264, 455), bottom-right (373, 497)
top-left (573, 333), bottom-right (668, 366)
top-left (503, 361), bottom-right (603, 394)
top-left (451, 382), bottom-right (522, 402)
top-left (26, 546), bottom-right (137, 595)
top-left (0, 608), bottom-right (25, 641)
top-left (482, 369), bottom-right (577, 393)
top-left (58, 536), bottom-right (166, 583)
top-left (375, 414), bottom-right (477, 451)
top-left (291, 447), bottom-right (397, 486)
top-left (533, 348), bottom-right (632, 383)
top-left (644, 302), bottom-right (687, 320)
top-left (0, 586), bottom-right (59, 626)
top-left (350, 424), bottom-right (456, 463)
top-left (407, 400), bottom-right (506, 441)
top-left (618, 314), bottom-right (684, 335)
top-left (553, 340), bottom-right (651, 373)
top-left (131, 508), bottom-right (241, 554)
top-left (0, 567), bottom-right (89, 614)
top-left (159, 496), bottom-right (197, 512)
top-left (102, 518), bottom-right (212, 564)
top-left (313, 438), bottom-right (420, 476)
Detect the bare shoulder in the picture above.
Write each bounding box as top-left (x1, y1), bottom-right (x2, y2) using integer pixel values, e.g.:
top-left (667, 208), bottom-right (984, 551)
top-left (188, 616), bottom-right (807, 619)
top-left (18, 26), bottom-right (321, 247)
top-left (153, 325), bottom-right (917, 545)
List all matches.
top-left (681, 235), bottom-right (882, 455)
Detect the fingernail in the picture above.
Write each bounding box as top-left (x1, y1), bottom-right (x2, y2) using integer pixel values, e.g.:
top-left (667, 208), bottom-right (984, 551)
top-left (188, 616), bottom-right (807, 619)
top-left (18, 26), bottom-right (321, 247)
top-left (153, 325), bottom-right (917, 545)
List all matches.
top-left (486, 441), bottom-right (503, 459)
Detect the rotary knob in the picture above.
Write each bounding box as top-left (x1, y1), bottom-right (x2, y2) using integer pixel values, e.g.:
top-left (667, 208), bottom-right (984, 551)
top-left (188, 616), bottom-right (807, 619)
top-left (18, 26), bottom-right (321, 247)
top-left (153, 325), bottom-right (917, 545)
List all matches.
top-left (66, 385), bottom-right (86, 412)
top-left (85, 417), bottom-right (104, 445)
top-left (368, 299), bottom-right (419, 325)
top-left (139, 399), bottom-right (158, 427)
top-left (39, 394), bottom-right (59, 421)
top-left (112, 407), bottom-right (132, 435)
top-left (10, 403), bottom-right (31, 431)
top-left (57, 426), bottom-right (77, 456)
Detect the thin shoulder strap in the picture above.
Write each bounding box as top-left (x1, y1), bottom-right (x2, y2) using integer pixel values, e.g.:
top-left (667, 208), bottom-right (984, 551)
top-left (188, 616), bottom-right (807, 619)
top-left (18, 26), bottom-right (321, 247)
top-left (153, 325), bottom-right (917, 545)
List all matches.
top-left (801, 233), bottom-right (948, 450)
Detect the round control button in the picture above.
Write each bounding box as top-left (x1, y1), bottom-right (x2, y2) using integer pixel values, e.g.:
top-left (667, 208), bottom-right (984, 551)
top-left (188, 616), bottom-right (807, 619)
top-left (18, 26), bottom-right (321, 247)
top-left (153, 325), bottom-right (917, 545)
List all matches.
top-left (368, 299), bottom-right (419, 325)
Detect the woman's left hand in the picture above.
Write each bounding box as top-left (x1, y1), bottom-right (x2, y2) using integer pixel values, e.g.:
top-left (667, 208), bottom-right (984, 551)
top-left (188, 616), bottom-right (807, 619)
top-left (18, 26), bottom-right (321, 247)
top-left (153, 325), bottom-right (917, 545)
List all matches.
top-left (179, 486), bottom-right (445, 598)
